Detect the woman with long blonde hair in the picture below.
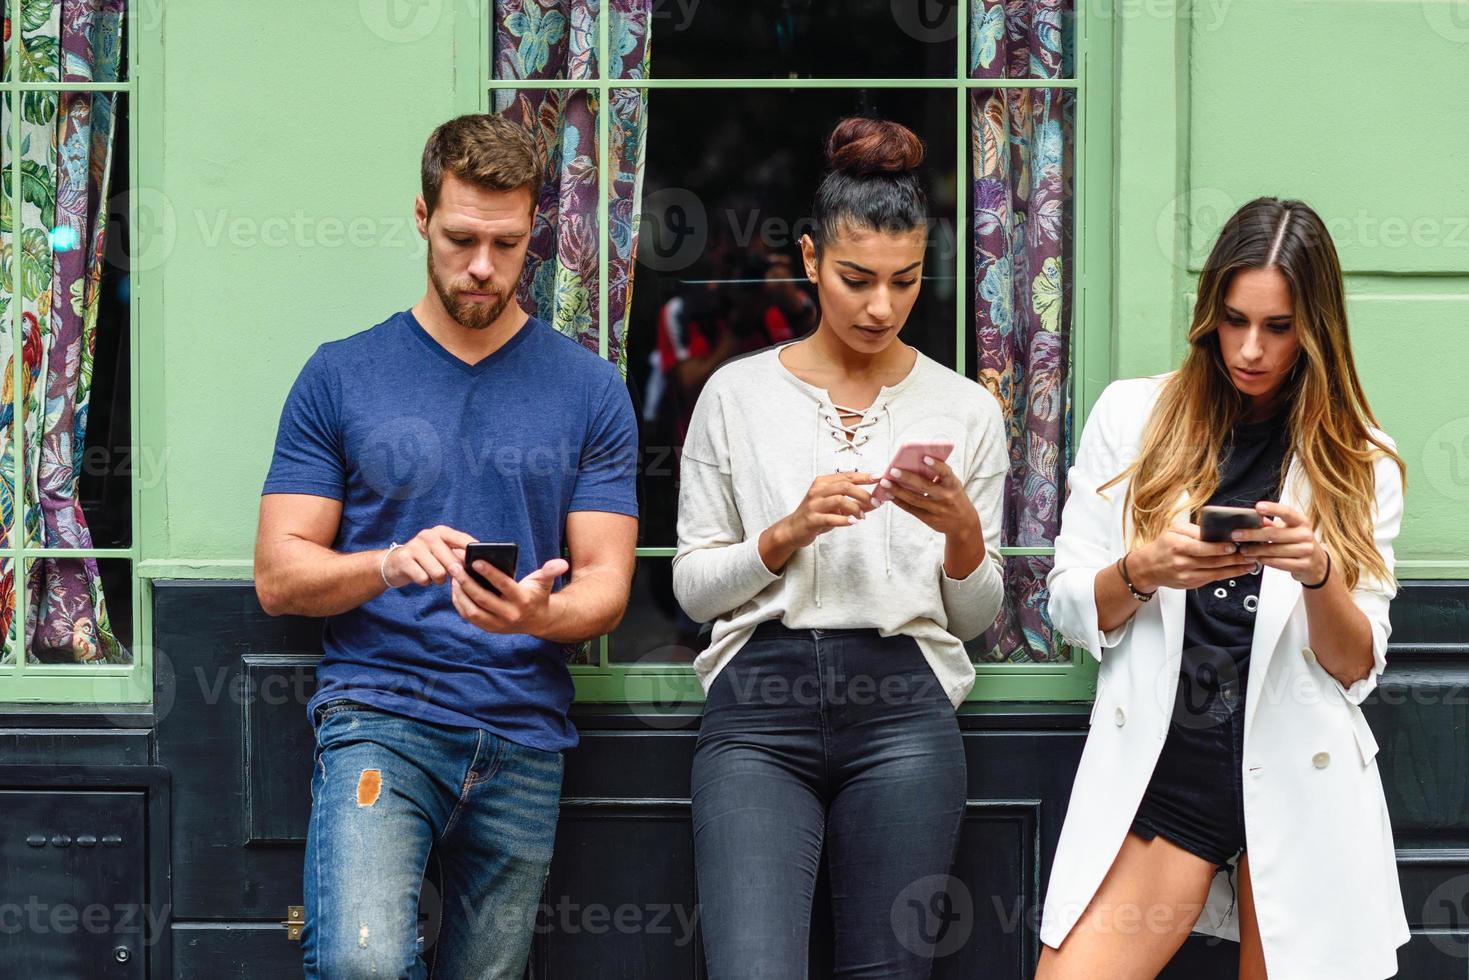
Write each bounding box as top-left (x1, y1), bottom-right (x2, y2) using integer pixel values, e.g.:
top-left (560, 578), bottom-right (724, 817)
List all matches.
top-left (1036, 197), bottom-right (1409, 979)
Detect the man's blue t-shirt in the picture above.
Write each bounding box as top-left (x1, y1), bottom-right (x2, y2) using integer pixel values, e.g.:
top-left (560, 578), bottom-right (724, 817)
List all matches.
top-left (262, 309), bottom-right (638, 752)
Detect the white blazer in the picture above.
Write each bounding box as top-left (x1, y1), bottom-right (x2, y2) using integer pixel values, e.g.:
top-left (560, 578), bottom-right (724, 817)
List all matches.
top-left (1039, 374), bottom-right (1409, 979)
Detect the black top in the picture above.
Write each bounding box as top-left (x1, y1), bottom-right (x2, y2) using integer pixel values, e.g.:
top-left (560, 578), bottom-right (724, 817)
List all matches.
top-left (1178, 403), bottom-right (1293, 700)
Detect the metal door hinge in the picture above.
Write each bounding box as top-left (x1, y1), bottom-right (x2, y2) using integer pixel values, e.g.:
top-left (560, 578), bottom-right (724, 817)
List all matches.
top-left (283, 906), bottom-right (304, 941)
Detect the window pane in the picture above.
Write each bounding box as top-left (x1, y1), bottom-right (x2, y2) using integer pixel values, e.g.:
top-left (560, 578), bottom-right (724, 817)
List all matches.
top-left (965, 555), bottom-right (1068, 663)
top-left (628, 88), bottom-right (959, 548)
top-left (966, 86), bottom-right (1075, 664)
top-left (1, 5), bottom-right (12, 83)
top-left (18, 91), bottom-right (131, 549)
top-left (15, 0), bottom-right (127, 85)
top-left (639, 0), bottom-right (958, 79)
top-left (21, 556), bottom-right (131, 664)
top-left (1, 93), bottom-right (17, 551)
top-left (492, 0), bottom-right (600, 81)
top-left (968, 0), bottom-right (1074, 80)
top-left (0, 556), bottom-right (15, 663)
top-left (607, 555), bottom-right (704, 665)
top-left (492, 88), bottom-right (604, 355)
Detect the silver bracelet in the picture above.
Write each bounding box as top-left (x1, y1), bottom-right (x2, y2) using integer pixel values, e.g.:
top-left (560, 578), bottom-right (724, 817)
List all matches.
top-left (380, 542), bottom-right (403, 589)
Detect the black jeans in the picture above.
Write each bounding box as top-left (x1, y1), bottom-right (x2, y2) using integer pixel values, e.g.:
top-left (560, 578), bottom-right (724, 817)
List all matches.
top-left (691, 622), bottom-right (968, 980)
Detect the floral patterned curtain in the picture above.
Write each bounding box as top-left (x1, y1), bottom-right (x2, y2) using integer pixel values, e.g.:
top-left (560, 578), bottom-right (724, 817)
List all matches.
top-left (969, 0), bottom-right (1074, 663)
top-left (0, 0), bottom-right (127, 664)
top-left (492, 0), bottom-right (652, 373)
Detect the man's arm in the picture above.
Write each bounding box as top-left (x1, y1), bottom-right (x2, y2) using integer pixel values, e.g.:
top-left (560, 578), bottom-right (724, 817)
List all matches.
top-left (254, 493), bottom-right (471, 618)
top-left (543, 510), bottom-right (638, 643)
top-left (255, 493), bottom-right (370, 617)
top-left (449, 510), bottom-right (637, 644)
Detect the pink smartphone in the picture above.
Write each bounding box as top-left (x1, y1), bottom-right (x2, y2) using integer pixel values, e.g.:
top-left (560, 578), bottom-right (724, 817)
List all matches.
top-left (870, 440), bottom-right (955, 505)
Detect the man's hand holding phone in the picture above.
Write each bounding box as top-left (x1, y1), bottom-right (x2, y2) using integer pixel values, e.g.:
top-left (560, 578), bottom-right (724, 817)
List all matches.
top-left (448, 549), bottom-right (570, 637)
top-left (381, 525), bottom-right (477, 589)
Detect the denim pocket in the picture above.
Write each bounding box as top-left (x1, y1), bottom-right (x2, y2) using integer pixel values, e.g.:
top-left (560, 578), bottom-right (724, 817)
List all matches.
top-left (315, 699), bottom-right (369, 725)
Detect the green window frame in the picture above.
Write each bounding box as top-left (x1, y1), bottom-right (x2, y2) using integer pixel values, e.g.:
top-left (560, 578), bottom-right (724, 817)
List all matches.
top-left (0, 0), bottom-right (150, 706)
top-left (467, 3), bottom-right (1117, 705)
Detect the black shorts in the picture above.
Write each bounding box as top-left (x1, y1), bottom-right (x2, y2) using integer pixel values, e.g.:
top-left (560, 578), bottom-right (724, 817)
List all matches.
top-left (1130, 670), bottom-right (1247, 869)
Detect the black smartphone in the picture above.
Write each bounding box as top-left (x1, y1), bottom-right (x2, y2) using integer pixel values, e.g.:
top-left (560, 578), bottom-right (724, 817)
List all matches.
top-left (464, 542), bottom-right (519, 596)
top-left (1198, 505), bottom-right (1264, 543)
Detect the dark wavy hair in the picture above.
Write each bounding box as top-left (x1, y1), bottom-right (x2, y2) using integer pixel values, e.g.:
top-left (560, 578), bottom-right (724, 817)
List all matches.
top-left (808, 117), bottom-right (928, 257)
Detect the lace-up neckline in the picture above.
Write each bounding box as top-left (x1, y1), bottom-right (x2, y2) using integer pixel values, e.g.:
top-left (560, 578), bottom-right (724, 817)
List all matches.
top-left (772, 341), bottom-right (927, 608)
top-left (825, 403), bottom-right (882, 450)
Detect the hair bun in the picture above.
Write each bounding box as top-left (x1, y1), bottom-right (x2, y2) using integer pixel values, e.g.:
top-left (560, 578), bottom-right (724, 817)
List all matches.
top-left (825, 117), bottom-right (925, 177)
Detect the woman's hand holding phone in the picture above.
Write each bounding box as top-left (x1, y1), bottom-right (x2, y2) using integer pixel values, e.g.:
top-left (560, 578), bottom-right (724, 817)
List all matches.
top-left (778, 472), bottom-right (881, 547)
top-left (1231, 500), bottom-right (1329, 585)
top-left (880, 455), bottom-right (988, 579)
top-left (759, 472), bottom-right (879, 572)
top-left (876, 455), bottom-right (980, 541)
top-left (1130, 519), bottom-right (1258, 591)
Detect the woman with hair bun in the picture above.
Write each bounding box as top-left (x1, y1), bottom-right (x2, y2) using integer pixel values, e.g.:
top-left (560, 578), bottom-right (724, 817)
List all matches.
top-left (1037, 198), bottom-right (1410, 979)
top-left (674, 116), bottom-right (1008, 977)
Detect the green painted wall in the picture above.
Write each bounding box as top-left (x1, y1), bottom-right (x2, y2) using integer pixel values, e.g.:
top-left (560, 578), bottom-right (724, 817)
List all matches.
top-left (137, 0), bottom-right (478, 576)
top-left (1114, 0), bottom-right (1469, 577)
top-left (139, 1), bottom-right (1466, 576)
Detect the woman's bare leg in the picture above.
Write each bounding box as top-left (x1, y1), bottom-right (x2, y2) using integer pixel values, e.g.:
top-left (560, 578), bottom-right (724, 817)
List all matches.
top-left (1236, 852), bottom-right (1268, 979)
top-left (1035, 832), bottom-right (1216, 980)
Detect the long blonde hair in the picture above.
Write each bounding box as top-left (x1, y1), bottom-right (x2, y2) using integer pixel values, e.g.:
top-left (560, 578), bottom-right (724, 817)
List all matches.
top-left (1099, 198), bottom-right (1404, 591)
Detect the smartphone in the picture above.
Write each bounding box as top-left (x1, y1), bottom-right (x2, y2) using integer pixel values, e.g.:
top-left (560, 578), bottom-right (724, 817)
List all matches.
top-left (1198, 505), bottom-right (1264, 543)
top-left (464, 542), bottom-right (519, 596)
top-left (870, 440), bottom-right (956, 505)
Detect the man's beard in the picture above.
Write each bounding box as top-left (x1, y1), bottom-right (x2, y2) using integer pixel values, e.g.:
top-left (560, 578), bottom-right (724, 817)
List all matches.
top-left (428, 249), bottom-right (508, 331)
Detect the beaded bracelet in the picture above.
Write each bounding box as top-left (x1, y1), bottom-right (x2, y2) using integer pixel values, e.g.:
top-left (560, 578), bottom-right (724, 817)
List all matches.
top-left (1118, 551), bottom-right (1156, 603)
